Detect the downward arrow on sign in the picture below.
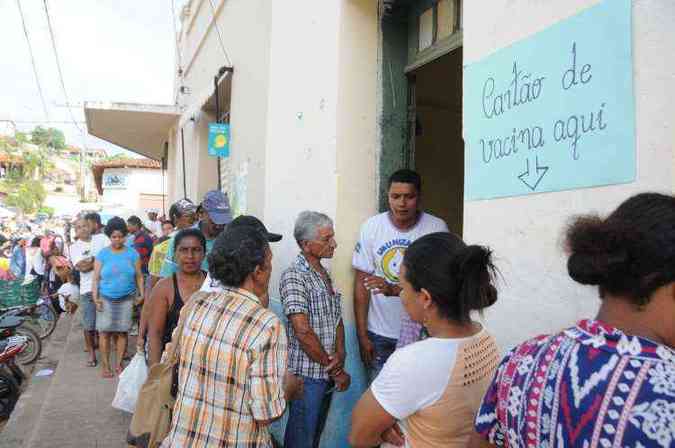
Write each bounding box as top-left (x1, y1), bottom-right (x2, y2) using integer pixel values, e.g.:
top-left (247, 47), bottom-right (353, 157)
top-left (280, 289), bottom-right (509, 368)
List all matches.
top-left (518, 155), bottom-right (549, 191)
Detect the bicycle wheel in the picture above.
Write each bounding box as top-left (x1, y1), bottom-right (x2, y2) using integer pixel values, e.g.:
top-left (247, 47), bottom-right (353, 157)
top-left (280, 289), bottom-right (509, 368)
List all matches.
top-left (29, 303), bottom-right (58, 339)
top-left (14, 326), bottom-right (42, 365)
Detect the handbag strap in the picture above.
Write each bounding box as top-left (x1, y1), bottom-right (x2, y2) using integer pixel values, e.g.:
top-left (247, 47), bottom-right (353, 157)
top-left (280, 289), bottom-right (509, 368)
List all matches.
top-left (164, 291), bottom-right (210, 364)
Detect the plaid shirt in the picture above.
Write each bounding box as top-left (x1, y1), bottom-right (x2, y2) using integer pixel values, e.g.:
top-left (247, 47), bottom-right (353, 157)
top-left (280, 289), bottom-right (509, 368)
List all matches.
top-left (162, 288), bottom-right (287, 448)
top-left (280, 254), bottom-right (342, 380)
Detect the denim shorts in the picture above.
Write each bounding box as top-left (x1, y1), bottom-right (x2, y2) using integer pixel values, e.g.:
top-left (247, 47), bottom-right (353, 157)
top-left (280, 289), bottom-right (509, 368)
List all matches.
top-left (367, 330), bottom-right (397, 383)
top-left (80, 292), bottom-right (97, 331)
top-left (96, 294), bottom-right (134, 333)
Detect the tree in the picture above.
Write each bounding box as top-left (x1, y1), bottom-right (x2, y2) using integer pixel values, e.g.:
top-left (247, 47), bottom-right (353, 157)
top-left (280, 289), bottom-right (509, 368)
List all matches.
top-left (30, 126), bottom-right (66, 151)
top-left (1, 179), bottom-right (46, 214)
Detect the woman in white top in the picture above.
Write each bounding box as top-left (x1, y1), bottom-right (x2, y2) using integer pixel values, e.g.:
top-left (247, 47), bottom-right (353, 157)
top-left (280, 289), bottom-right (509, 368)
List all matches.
top-left (350, 232), bottom-right (501, 448)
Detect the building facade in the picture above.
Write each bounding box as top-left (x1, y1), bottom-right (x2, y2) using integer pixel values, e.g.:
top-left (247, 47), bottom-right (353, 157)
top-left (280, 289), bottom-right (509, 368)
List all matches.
top-left (91, 159), bottom-right (168, 218)
top-left (85, 0), bottom-right (675, 445)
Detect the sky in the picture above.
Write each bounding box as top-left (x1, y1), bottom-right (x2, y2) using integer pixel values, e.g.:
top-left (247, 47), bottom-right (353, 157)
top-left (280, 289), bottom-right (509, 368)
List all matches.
top-left (0, 0), bottom-right (180, 156)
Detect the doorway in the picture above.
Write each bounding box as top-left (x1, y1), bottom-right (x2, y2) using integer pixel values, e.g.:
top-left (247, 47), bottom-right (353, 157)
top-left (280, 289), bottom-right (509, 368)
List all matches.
top-left (409, 47), bottom-right (463, 235)
top-left (378, 0), bottom-right (464, 235)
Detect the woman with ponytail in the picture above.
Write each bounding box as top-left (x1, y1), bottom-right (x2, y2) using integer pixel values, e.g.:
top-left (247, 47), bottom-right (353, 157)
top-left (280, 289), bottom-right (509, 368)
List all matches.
top-left (472, 193), bottom-right (675, 448)
top-left (350, 232), bottom-right (501, 447)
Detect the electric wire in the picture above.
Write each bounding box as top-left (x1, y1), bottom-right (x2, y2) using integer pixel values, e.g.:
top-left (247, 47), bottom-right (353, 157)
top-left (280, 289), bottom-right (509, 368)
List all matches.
top-left (206, 0), bottom-right (233, 67)
top-left (15, 0), bottom-right (50, 121)
top-left (171, 0), bottom-right (183, 104)
top-left (171, 0), bottom-right (182, 69)
top-left (42, 0), bottom-right (85, 136)
top-left (42, 0), bottom-right (89, 200)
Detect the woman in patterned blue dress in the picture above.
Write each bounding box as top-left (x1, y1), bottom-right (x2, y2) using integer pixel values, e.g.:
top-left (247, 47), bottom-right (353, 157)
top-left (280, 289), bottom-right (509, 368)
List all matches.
top-left (472, 193), bottom-right (675, 448)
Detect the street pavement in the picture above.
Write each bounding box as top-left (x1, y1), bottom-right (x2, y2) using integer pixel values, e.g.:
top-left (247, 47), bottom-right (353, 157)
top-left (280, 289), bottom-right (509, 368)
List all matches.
top-left (1, 314), bottom-right (133, 448)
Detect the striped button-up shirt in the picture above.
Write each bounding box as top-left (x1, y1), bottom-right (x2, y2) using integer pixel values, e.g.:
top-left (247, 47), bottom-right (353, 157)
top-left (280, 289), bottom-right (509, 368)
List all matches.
top-left (162, 288), bottom-right (287, 448)
top-left (280, 254), bottom-right (342, 380)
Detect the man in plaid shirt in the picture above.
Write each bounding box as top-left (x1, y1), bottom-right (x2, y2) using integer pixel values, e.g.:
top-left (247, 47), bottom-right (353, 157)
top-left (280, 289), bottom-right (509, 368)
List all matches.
top-left (162, 224), bottom-right (297, 448)
top-left (280, 211), bottom-right (350, 448)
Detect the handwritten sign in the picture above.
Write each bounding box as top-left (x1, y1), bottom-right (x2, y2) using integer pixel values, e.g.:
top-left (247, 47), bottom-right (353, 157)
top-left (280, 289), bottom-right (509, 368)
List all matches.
top-left (464, 0), bottom-right (635, 201)
top-left (208, 123), bottom-right (230, 158)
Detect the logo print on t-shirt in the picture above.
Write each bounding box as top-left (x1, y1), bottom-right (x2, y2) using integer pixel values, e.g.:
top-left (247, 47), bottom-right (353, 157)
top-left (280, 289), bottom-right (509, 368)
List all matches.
top-left (381, 246), bottom-right (405, 283)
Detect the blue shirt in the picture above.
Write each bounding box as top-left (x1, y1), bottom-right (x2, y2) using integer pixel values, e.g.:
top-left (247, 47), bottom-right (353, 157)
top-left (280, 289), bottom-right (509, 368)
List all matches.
top-left (96, 246), bottom-right (139, 300)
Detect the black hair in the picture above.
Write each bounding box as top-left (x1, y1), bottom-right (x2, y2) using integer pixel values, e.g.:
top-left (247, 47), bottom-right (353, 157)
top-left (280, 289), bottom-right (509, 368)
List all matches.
top-left (104, 216), bottom-right (128, 238)
top-left (403, 232), bottom-right (498, 324)
top-left (31, 237), bottom-right (41, 248)
top-left (174, 228), bottom-right (207, 253)
top-left (388, 169), bottom-right (422, 194)
top-left (161, 220), bottom-right (174, 227)
top-left (566, 192), bottom-right (675, 306)
top-left (70, 269), bottom-right (80, 287)
top-left (207, 226), bottom-right (268, 287)
top-left (127, 215), bottom-right (143, 228)
top-left (84, 212), bottom-right (102, 226)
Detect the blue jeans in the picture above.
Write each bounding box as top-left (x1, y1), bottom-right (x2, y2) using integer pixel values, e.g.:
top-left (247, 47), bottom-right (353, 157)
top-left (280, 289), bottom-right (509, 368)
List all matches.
top-left (367, 330), bottom-right (397, 384)
top-left (284, 376), bottom-right (333, 448)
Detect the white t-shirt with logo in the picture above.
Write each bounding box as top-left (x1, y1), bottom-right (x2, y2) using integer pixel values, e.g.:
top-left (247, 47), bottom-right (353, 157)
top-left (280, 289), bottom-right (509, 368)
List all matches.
top-left (352, 212), bottom-right (448, 339)
top-left (69, 233), bottom-right (110, 295)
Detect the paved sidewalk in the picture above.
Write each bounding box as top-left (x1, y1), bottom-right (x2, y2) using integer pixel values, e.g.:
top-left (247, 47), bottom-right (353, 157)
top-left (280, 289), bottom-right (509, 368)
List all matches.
top-left (21, 318), bottom-right (133, 448)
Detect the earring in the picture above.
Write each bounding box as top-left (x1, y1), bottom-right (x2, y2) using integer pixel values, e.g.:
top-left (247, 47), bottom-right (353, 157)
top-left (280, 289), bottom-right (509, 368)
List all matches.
top-left (422, 313), bottom-right (430, 326)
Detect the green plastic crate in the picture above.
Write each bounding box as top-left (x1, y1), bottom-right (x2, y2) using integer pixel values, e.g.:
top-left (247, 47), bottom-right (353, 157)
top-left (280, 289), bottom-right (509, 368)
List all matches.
top-left (0, 279), bottom-right (40, 309)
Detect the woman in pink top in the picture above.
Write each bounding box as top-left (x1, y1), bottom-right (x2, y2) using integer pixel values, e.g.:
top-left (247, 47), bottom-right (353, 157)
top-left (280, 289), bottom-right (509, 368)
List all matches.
top-left (350, 232), bottom-right (501, 447)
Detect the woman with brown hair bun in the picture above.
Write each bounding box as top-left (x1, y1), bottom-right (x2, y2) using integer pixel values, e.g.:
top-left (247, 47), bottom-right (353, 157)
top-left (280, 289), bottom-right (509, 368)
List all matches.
top-left (472, 193), bottom-right (675, 448)
top-left (350, 232), bottom-right (500, 447)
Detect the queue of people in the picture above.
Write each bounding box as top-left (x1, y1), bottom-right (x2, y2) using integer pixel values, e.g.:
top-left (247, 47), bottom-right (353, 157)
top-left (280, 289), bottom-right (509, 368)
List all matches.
top-left (45, 168), bottom-right (673, 448)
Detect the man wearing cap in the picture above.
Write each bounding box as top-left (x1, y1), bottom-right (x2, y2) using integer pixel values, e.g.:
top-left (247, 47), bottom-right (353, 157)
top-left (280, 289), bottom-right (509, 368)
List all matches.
top-left (147, 199), bottom-right (197, 289)
top-left (159, 190), bottom-right (232, 278)
top-left (160, 225), bottom-right (299, 448)
top-left (200, 215), bottom-right (283, 293)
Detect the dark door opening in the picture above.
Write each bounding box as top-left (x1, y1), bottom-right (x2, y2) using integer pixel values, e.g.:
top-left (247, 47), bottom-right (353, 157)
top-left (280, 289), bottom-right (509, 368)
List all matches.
top-left (409, 47), bottom-right (464, 235)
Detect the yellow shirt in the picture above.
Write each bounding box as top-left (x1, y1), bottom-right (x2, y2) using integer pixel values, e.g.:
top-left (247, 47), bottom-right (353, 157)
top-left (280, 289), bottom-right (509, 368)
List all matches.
top-left (148, 239), bottom-right (170, 277)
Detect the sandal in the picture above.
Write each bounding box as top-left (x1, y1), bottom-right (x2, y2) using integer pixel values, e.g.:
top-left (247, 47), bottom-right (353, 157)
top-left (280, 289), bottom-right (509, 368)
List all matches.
top-left (115, 365), bottom-right (124, 376)
top-left (87, 359), bottom-right (97, 368)
top-left (101, 368), bottom-right (114, 379)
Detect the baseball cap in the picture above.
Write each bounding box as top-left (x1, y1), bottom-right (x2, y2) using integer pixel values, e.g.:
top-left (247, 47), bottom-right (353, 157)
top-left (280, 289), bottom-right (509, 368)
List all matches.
top-left (170, 198), bottom-right (197, 217)
top-left (229, 215), bottom-right (282, 242)
top-left (202, 190), bottom-right (233, 226)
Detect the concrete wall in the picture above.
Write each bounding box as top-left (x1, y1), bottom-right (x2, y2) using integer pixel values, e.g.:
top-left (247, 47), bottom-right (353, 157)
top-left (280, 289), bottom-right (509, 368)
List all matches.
top-left (463, 0), bottom-right (675, 351)
top-left (171, 0), bottom-right (272, 213)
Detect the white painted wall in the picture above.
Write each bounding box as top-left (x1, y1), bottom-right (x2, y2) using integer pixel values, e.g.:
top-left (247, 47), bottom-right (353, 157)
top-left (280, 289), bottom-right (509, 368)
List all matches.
top-left (171, 0), bottom-right (273, 211)
top-left (101, 167), bottom-right (167, 216)
top-left (263, 0), bottom-right (342, 291)
top-left (463, 0), bottom-right (675, 351)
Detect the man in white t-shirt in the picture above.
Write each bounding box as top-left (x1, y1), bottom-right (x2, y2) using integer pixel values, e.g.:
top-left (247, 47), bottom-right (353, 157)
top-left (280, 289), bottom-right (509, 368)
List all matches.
top-left (352, 169), bottom-right (448, 382)
top-left (69, 218), bottom-right (109, 366)
top-left (145, 209), bottom-right (162, 238)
